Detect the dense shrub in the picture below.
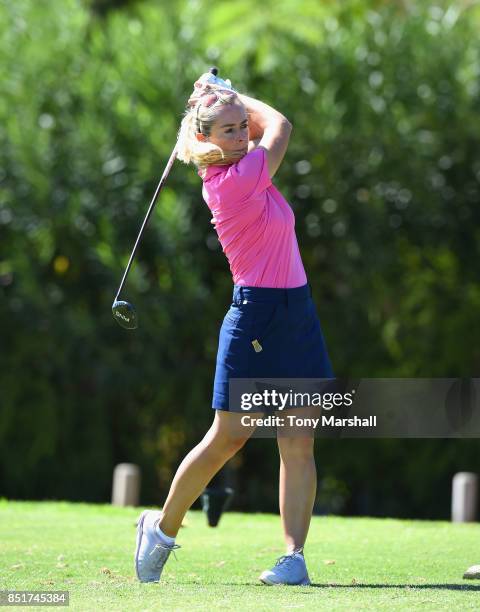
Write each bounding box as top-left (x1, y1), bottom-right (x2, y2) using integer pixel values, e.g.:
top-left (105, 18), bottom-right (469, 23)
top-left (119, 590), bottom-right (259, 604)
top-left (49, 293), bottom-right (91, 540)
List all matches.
top-left (1, 0), bottom-right (479, 518)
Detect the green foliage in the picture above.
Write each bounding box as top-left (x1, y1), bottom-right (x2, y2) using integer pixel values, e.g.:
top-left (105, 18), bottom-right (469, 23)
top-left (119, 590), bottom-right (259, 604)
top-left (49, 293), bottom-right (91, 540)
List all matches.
top-left (1, 0), bottom-right (479, 518)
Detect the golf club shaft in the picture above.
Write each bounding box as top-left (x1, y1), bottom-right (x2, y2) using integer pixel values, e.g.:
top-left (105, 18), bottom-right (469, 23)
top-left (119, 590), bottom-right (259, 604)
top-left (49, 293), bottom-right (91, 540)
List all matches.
top-left (114, 144), bottom-right (178, 304)
top-left (113, 67), bottom-right (219, 306)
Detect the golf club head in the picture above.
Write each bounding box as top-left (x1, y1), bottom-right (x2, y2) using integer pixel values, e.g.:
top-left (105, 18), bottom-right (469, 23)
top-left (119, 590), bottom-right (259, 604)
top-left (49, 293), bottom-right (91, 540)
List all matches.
top-left (200, 487), bottom-right (235, 527)
top-left (112, 300), bottom-right (138, 330)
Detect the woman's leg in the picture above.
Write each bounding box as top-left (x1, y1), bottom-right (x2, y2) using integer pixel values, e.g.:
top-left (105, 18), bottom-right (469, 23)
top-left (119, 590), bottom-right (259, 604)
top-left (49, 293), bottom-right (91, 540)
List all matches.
top-left (277, 410), bottom-right (317, 553)
top-left (159, 410), bottom-right (255, 537)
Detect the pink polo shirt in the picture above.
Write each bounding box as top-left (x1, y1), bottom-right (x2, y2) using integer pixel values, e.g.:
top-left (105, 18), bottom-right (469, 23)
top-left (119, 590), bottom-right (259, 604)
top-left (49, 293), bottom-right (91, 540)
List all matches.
top-left (198, 147), bottom-right (307, 288)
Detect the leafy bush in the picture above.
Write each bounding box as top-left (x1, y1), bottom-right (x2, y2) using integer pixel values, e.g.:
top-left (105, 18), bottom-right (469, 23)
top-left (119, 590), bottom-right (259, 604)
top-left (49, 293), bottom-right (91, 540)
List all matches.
top-left (1, 0), bottom-right (479, 518)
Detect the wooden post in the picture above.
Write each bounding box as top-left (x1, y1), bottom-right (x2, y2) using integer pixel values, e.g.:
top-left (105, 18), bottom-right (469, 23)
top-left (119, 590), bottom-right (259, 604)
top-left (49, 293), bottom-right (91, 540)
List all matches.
top-left (452, 472), bottom-right (477, 522)
top-left (112, 463), bottom-right (140, 507)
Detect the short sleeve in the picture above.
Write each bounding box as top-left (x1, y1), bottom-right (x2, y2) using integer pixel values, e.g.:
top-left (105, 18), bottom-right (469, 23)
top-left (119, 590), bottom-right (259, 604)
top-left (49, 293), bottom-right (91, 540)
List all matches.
top-left (213, 147), bottom-right (272, 204)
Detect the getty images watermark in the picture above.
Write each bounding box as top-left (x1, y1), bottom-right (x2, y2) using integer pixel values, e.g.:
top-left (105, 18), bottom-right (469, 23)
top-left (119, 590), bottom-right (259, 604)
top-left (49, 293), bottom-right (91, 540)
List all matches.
top-left (227, 378), bottom-right (480, 438)
top-left (238, 386), bottom-right (371, 430)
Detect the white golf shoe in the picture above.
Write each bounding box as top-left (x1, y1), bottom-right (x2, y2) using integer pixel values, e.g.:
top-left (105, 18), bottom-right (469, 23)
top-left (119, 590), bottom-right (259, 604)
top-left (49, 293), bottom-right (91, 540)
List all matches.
top-left (134, 510), bottom-right (181, 583)
top-left (259, 551), bottom-right (311, 586)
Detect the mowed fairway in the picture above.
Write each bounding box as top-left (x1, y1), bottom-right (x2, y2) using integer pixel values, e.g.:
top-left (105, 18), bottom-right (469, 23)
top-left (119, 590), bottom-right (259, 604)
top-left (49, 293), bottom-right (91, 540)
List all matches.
top-left (1, 500), bottom-right (480, 611)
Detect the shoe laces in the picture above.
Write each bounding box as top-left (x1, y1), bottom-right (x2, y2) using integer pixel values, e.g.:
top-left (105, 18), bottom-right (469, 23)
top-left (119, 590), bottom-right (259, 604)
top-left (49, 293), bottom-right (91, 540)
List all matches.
top-left (149, 541), bottom-right (182, 569)
top-left (274, 552), bottom-right (301, 569)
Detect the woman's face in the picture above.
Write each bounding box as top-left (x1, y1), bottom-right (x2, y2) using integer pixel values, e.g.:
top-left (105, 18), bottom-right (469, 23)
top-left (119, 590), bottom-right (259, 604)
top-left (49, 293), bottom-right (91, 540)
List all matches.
top-left (196, 101), bottom-right (249, 158)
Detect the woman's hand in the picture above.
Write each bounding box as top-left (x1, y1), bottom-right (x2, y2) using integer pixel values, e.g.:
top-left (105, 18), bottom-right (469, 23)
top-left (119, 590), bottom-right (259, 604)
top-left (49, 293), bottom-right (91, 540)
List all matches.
top-left (187, 81), bottom-right (211, 108)
top-left (187, 74), bottom-right (235, 108)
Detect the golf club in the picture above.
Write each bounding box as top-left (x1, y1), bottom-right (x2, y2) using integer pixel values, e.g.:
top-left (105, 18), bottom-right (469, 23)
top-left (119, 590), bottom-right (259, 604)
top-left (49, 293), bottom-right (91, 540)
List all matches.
top-left (112, 66), bottom-right (230, 330)
top-left (111, 143), bottom-right (178, 329)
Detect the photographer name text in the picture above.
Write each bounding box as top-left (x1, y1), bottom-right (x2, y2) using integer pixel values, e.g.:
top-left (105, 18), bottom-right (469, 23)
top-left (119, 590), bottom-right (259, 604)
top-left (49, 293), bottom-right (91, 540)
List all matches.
top-left (240, 415), bottom-right (377, 428)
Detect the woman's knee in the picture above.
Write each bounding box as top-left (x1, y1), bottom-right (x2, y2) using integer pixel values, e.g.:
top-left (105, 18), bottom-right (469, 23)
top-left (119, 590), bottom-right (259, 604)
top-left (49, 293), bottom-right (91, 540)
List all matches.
top-left (277, 436), bottom-right (315, 459)
top-left (205, 411), bottom-right (251, 456)
top-left (207, 431), bottom-right (249, 457)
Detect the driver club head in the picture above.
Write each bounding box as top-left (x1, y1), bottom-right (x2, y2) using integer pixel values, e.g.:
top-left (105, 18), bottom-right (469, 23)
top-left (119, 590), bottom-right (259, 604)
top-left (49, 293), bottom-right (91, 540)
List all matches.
top-left (112, 300), bottom-right (138, 330)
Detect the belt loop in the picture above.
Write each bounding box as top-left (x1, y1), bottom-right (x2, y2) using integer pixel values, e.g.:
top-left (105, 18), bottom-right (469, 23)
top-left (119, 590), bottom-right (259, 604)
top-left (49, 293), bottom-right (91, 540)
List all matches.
top-left (239, 286), bottom-right (244, 304)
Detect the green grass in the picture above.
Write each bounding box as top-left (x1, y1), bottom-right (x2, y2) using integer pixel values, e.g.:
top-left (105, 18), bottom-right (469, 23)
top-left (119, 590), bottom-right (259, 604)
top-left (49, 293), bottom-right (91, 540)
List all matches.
top-left (1, 500), bottom-right (480, 611)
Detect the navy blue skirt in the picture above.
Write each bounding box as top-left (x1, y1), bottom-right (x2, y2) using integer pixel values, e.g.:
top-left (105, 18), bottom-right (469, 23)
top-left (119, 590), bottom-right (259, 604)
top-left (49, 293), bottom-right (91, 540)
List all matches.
top-left (212, 283), bottom-right (334, 411)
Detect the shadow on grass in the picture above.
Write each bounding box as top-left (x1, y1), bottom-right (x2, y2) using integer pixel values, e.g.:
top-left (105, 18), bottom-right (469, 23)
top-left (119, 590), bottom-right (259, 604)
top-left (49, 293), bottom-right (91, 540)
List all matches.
top-left (263, 583), bottom-right (480, 591)
top-left (208, 583), bottom-right (480, 591)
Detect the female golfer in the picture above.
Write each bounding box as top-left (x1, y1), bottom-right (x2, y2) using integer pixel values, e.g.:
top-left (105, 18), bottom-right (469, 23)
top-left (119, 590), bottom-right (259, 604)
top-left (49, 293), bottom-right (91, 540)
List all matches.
top-left (134, 75), bottom-right (334, 586)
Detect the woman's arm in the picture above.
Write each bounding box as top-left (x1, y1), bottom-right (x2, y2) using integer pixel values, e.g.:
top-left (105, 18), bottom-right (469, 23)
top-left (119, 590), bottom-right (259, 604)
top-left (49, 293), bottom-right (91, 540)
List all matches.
top-left (237, 93), bottom-right (292, 179)
top-left (246, 113), bottom-right (264, 140)
top-left (237, 93), bottom-right (290, 130)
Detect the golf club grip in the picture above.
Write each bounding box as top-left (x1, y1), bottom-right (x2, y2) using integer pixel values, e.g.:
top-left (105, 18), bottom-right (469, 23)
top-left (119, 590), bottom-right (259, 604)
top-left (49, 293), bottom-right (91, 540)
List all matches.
top-left (114, 145), bottom-right (178, 302)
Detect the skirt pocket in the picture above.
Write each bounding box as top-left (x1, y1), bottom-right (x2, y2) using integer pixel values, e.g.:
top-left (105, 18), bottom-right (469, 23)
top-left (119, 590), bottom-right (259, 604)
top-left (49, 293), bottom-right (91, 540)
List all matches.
top-left (224, 302), bottom-right (254, 327)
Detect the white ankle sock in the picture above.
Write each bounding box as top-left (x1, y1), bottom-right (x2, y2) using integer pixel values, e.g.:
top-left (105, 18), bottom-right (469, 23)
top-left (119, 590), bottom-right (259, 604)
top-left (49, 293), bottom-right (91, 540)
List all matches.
top-left (154, 521), bottom-right (175, 546)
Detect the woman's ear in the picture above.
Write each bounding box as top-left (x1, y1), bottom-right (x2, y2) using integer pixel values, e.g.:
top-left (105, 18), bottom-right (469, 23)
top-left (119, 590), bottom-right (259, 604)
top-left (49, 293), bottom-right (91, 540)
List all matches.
top-left (195, 132), bottom-right (208, 143)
